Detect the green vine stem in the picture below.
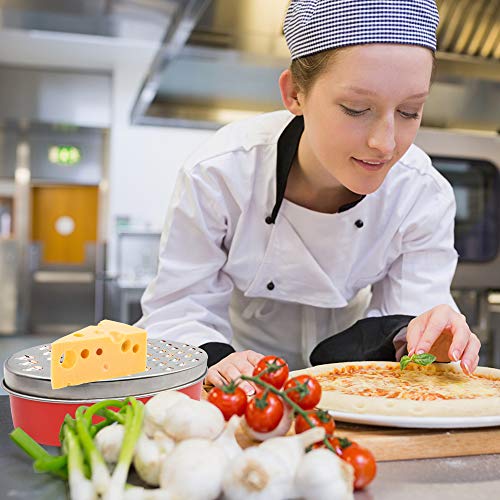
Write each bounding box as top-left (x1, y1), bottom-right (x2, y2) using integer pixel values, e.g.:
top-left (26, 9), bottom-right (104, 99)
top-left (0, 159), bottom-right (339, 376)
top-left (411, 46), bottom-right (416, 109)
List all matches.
top-left (240, 369), bottom-right (337, 454)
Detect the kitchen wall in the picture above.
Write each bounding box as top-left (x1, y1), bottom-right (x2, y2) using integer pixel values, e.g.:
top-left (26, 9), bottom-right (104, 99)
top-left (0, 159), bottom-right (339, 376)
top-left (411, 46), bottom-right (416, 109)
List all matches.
top-left (108, 59), bottom-right (213, 275)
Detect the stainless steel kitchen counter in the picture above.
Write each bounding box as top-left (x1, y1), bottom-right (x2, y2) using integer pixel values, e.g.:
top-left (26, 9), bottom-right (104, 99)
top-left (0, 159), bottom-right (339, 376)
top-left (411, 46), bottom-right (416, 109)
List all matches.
top-left (1, 396), bottom-right (498, 499)
top-left (355, 452), bottom-right (500, 500)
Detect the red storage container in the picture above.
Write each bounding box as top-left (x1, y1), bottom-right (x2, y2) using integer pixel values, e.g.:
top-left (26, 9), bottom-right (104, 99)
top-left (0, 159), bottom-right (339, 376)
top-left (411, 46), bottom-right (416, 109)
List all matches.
top-left (3, 339), bottom-right (207, 446)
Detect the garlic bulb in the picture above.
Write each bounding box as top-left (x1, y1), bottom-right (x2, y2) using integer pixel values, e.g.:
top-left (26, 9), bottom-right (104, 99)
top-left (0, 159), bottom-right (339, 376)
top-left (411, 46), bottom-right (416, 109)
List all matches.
top-left (214, 415), bottom-right (242, 461)
top-left (133, 432), bottom-right (175, 486)
top-left (123, 486), bottom-right (172, 500)
top-left (222, 427), bottom-right (325, 500)
top-left (222, 445), bottom-right (295, 500)
top-left (144, 390), bottom-right (190, 437)
top-left (260, 426), bottom-right (325, 471)
top-left (295, 448), bottom-right (354, 500)
top-left (95, 424), bottom-right (125, 464)
top-left (159, 438), bottom-right (228, 500)
top-left (154, 432), bottom-right (176, 455)
top-left (161, 399), bottom-right (225, 441)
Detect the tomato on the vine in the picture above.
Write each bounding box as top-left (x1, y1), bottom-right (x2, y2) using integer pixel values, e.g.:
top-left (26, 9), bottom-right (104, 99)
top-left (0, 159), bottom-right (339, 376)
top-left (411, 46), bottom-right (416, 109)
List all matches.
top-left (312, 435), bottom-right (347, 453)
top-left (294, 409), bottom-right (336, 436)
top-left (245, 392), bottom-right (284, 433)
top-left (331, 436), bottom-right (355, 455)
top-left (283, 375), bottom-right (322, 410)
top-left (207, 383), bottom-right (247, 421)
top-left (341, 442), bottom-right (377, 490)
top-left (252, 356), bottom-right (289, 389)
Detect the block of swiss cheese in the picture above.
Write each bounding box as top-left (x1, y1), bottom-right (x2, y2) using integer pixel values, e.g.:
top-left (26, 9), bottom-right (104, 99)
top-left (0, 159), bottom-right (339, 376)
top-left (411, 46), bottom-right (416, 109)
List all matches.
top-left (50, 320), bottom-right (147, 389)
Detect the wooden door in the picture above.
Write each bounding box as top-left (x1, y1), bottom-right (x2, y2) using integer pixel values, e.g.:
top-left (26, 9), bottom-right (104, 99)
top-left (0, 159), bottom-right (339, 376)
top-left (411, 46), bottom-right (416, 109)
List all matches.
top-left (31, 185), bottom-right (98, 265)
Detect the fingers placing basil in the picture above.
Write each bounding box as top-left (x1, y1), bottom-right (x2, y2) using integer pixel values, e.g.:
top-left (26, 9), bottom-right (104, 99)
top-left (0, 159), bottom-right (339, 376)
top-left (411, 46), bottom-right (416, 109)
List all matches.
top-left (400, 352), bottom-right (437, 370)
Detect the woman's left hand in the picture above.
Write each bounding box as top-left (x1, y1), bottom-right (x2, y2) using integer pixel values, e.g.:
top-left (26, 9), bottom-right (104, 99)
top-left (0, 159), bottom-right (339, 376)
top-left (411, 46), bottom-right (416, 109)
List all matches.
top-left (406, 304), bottom-right (481, 374)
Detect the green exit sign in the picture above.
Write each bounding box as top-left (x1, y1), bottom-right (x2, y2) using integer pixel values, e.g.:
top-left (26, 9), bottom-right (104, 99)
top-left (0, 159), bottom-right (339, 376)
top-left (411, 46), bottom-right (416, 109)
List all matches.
top-left (48, 145), bottom-right (82, 166)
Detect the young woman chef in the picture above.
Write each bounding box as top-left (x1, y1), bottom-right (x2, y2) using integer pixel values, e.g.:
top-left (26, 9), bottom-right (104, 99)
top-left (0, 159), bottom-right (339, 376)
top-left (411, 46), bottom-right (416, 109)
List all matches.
top-left (137, 0), bottom-right (481, 394)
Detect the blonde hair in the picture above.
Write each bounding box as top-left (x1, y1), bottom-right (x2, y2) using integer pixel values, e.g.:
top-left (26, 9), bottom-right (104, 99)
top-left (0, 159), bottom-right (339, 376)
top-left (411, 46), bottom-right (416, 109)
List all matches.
top-left (290, 48), bottom-right (437, 95)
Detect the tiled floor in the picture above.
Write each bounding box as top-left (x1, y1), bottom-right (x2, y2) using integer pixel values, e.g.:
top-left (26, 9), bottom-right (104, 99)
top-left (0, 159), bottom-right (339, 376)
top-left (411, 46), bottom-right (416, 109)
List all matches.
top-left (0, 335), bottom-right (57, 395)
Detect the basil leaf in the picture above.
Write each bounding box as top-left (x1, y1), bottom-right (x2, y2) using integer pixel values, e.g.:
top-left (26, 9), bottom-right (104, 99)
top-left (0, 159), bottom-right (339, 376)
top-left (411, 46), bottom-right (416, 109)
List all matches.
top-left (400, 355), bottom-right (413, 370)
top-left (412, 353), bottom-right (437, 366)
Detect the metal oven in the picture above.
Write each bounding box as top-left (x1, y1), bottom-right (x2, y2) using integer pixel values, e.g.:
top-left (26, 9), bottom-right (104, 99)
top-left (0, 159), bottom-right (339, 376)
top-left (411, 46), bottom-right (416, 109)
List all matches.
top-left (415, 128), bottom-right (500, 367)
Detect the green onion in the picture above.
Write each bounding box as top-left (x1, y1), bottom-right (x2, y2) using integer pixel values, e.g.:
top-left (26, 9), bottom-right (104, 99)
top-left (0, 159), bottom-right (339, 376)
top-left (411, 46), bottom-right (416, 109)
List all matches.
top-left (33, 455), bottom-right (67, 474)
top-left (103, 398), bottom-right (144, 500)
top-left (75, 406), bottom-right (111, 494)
top-left (63, 424), bottom-right (96, 500)
top-left (10, 428), bottom-right (67, 480)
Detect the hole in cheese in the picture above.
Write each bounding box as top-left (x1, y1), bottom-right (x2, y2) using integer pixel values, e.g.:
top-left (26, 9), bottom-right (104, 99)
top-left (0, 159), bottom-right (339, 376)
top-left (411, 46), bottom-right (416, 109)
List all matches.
top-left (81, 349), bottom-right (89, 359)
top-left (74, 333), bottom-right (84, 337)
top-left (96, 348), bottom-right (103, 355)
top-left (60, 350), bottom-right (76, 368)
top-left (121, 340), bottom-right (131, 352)
top-left (103, 364), bottom-right (109, 371)
top-left (133, 344), bottom-right (140, 353)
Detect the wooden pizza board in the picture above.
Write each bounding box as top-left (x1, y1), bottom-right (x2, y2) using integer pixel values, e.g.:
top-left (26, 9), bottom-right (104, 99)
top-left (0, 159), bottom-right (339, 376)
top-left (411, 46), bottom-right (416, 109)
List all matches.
top-left (234, 422), bottom-right (500, 462)
top-left (203, 387), bottom-right (500, 462)
top-left (331, 422), bottom-right (500, 461)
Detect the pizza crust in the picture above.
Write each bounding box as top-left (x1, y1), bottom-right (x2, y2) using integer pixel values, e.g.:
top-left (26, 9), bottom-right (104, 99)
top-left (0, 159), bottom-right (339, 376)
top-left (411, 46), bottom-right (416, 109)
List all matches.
top-left (291, 361), bottom-right (500, 418)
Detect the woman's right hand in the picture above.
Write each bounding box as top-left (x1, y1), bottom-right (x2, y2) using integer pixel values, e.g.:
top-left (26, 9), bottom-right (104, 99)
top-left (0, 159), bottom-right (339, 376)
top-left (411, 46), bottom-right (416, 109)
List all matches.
top-left (205, 350), bottom-right (265, 395)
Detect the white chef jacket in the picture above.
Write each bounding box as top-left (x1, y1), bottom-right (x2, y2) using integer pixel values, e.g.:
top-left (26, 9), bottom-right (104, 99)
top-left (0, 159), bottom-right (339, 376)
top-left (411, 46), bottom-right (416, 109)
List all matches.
top-left (137, 110), bottom-right (458, 370)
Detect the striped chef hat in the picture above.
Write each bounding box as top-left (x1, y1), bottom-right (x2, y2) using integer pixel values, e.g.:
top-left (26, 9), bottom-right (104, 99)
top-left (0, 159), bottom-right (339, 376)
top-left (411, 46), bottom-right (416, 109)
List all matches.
top-left (284, 0), bottom-right (440, 60)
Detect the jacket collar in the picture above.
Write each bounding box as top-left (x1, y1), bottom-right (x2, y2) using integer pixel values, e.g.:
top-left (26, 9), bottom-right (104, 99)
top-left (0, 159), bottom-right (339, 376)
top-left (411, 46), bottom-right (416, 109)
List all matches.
top-left (267, 114), bottom-right (364, 224)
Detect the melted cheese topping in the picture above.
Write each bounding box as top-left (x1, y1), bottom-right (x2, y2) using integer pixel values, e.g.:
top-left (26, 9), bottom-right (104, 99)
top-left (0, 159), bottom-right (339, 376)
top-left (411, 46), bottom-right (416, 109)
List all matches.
top-left (316, 364), bottom-right (500, 401)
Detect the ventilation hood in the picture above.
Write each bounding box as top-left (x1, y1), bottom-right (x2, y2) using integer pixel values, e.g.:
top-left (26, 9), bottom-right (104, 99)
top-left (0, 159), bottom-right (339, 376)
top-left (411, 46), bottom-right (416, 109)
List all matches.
top-left (131, 0), bottom-right (500, 131)
top-left (0, 0), bottom-right (182, 42)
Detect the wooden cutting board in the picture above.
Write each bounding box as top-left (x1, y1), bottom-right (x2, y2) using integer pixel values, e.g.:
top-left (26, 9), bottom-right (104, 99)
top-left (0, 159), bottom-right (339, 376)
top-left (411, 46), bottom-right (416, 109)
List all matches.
top-left (203, 387), bottom-right (500, 461)
top-left (235, 422), bottom-right (500, 462)
top-left (330, 422), bottom-right (500, 461)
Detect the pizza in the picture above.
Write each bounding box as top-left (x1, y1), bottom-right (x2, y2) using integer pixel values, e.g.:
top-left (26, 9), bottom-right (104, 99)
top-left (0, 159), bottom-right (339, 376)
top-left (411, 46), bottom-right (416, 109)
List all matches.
top-left (291, 361), bottom-right (500, 417)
